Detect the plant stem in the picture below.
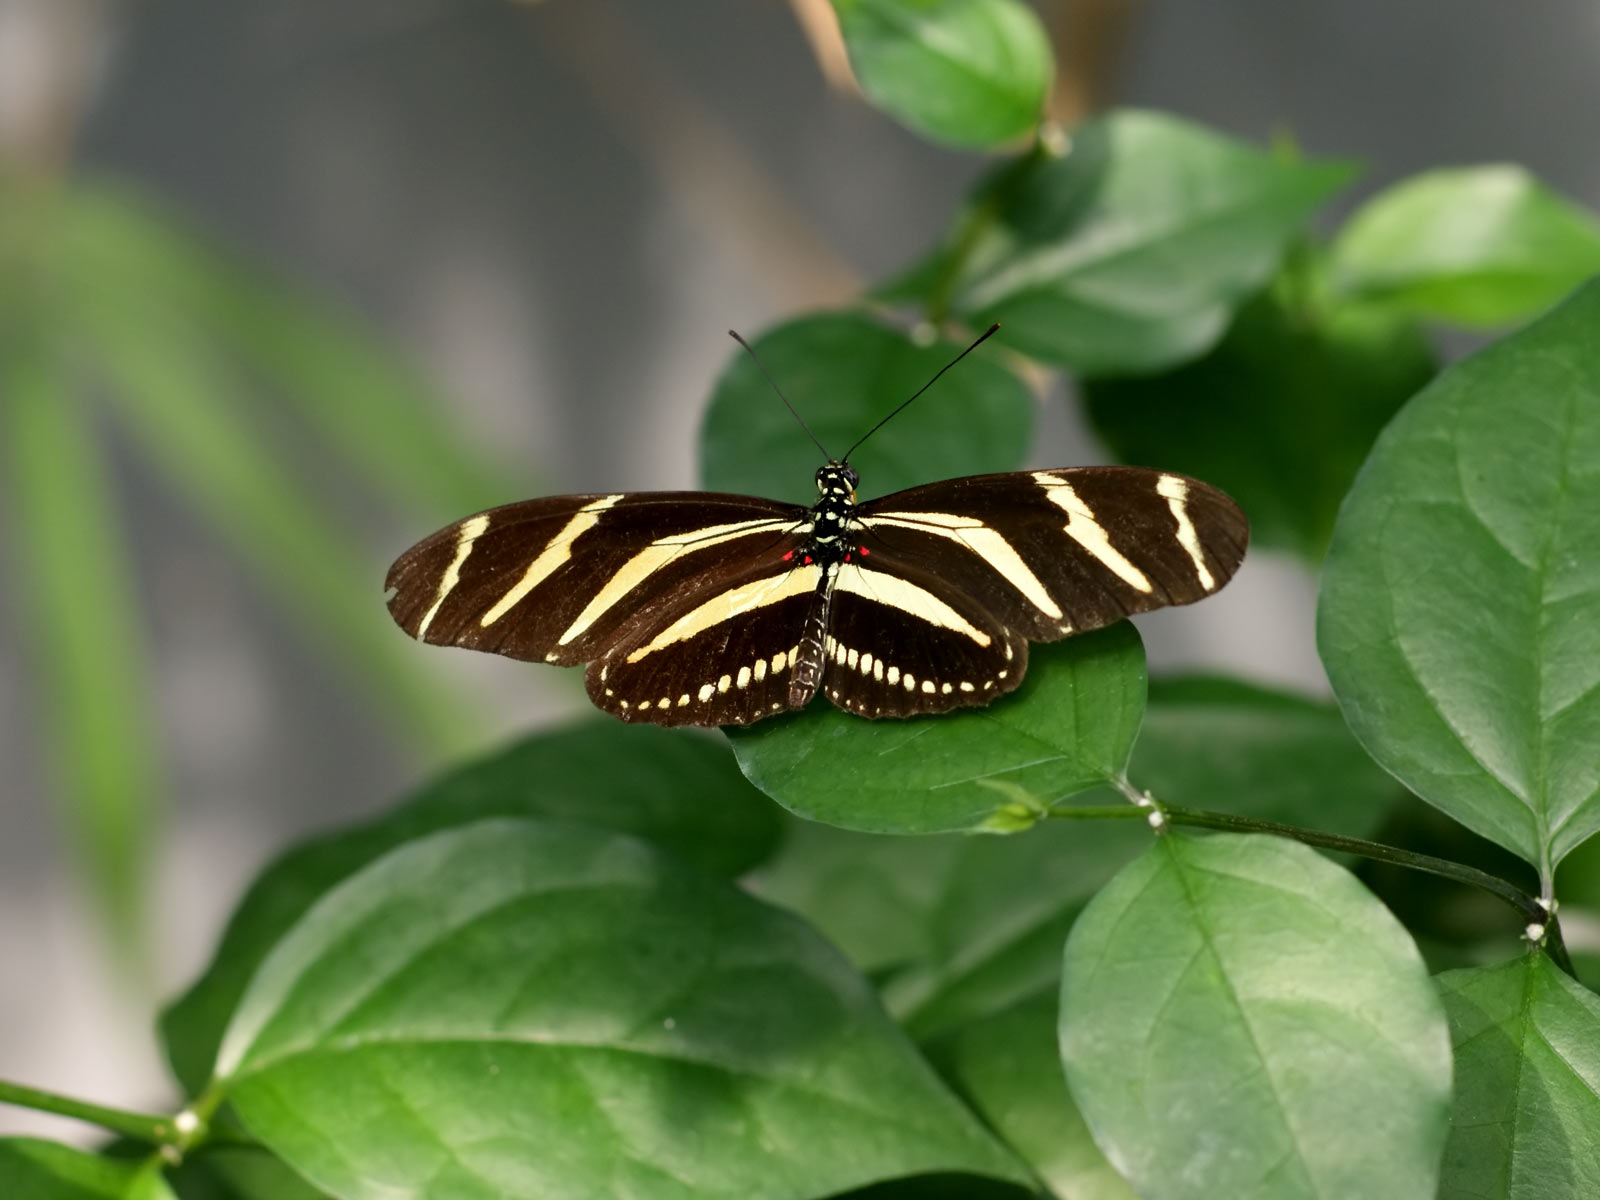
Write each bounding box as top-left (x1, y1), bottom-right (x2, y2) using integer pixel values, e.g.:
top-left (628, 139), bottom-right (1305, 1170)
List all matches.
top-left (0, 1077), bottom-right (181, 1145)
top-left (1045, 800), bottom-right (1577, 978)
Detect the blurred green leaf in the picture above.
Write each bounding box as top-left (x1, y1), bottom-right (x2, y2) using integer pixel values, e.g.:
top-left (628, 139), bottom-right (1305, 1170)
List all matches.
top-left (831, 0), bottom-right (1052, 149)
top-left (881, 111), bottom-right (1356, 374)
top-left (161, 722), bottom-right (781, 1094)
top-left (1319, 280), bottom-right (1600, 874)
top-left (56, 261), bottom-right (479, 758)
top-left (214, 819), bottom-right (1027, 1199)
top-left (699, 311), bottom-right (1033, 503)
top-left (57, 182), bottom-right (516, 523)
top-left (755, 817), bottom-right (1150, 1037)
top-left (1331, 166), bottom-right (1600, 326)
top-left (0, 1138), bottom-right (173, 1200)
top-left (729, 623), bottom-right (1145, 834)
top-left (166, 1147), bottom-right (327, 1200)
top-left (0, 328), bottom-right (161, 961)
top-left (1084, 285), bottom-right (1435, 560)
top-left (927, 993), bottom-right (1137, 1199)
top-left (1436, 954), bottom-right (1600, 1198)
top-left (1118, 675), bottom-right (1406, 837)
top-left (1060, 833), bottom-right (1453, 1200)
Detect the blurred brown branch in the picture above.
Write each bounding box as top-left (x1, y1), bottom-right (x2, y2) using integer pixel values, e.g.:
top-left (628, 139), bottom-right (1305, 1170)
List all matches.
top-left (532, 0), bottom-right (861, 311)
top-left (1047, 0), bottom-right (1137, 125)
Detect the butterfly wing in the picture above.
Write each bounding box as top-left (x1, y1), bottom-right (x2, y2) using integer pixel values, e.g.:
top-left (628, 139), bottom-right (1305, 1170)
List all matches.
top-left (819, 552), bottom-right (1026, 718)
top-left (385, 492), bottom-right (809, 672)
top-left (853, 467), bottom-right (1248, 643)
top-left (586, 554), bottom-right (830, 725)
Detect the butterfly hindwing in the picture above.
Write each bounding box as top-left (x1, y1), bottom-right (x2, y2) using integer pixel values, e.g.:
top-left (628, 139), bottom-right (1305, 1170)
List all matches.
top-left (587, 559), bottom-right (827, 725)
top-left (819, 555), bottom-right (1026, 718)
top-left (385, 493), bottom-right (808, 667)
top-left (855, 467), bottom-right (1247, 643)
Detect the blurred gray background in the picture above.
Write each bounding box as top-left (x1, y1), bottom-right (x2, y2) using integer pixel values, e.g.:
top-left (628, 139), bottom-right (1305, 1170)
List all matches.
top-left (2, 0), bottom-right (1598, 1142)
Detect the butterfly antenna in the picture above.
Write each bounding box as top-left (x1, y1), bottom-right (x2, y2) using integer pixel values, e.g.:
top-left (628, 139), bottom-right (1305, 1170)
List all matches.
top-left (729, 330), bottom-right (832, 461)
top-left (842, 323), bottom-right (1001, 463)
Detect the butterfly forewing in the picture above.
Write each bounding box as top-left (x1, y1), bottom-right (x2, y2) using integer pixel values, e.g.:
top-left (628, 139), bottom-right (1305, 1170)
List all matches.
top-left (385, 493), bottom-right (808, 668)
top-left (856, 467), bottom-right (1247, 643)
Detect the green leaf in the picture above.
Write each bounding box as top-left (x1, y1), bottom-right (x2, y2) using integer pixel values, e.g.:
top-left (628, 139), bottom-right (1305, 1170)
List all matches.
top-left (1331, 166), bottom-right (1600, 327)
top-left (0, 329), bottom-right (161, 961)
top-left (1318, 280), bottom-right (1600, 875)
top-left (883, 111), bottom-right (1355, 374)
top-left (1120, 675), bottom-right (1405, 838)
top-left (215, 819), bottom-right (1027, 1199)
top-left (167, 1147), bottom-right (328, 1200)
top-left (831, 0), bottom-right (1052, 149)
top-left (161, 722), bottom-right (780, 1094)
top-left (729, 622), bottom-right (1145, 834)
top-left (1084, 286), bottom-right (1435, 560)
top-left (1437, 955), bottom-right (1600, 1198)
top-left (927, 993), bottom-right (1137, 1199)
top-left (0, 1139), bottom-right (174, 1200)
top-left (699, 311), bottom-right (1033, 503)
top-left (58, 182), bottom-right (515, 523)
top-left (756, 816), bottom-right (1151, 1037)
top-left (1060, 832), bottom-right (1452, 1200)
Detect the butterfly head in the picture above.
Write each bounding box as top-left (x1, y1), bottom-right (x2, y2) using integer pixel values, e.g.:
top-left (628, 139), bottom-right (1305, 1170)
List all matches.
top-left (815, 462), bottom-right (858, 501)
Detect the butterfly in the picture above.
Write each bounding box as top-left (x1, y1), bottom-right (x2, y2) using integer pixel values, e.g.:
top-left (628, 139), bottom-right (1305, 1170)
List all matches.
top-left (385, 327), bottom-right (1248, 727)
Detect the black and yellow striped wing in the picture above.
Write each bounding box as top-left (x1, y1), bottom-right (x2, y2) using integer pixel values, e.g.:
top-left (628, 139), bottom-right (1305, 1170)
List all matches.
top-left (385, 466), bottom-right (1248, 727)
top-left (385, 492), bottom-right (808, 669)
top-left (818, 467), bottom-right (1248, 717)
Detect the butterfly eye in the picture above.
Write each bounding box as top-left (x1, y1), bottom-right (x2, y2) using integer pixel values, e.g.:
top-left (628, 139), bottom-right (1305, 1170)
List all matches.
top-left (842, 466), bottom-right (859, 490)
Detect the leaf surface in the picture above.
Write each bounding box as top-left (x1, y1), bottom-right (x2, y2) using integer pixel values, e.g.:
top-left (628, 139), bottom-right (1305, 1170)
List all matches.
top-left (1436, 954), bottom-right (1600, 1199)
top-left (831, 0), bottom-right (1052, 148)
top-left (161, 722), bottom-right (779, 1093)
top-left (1060, 832), bottom-right (1452, 1200)
top-left (699, 311), bottom-right (1032, 504)
top-left (729, 623), bottom-right (1145, 834)
top-left (0, 1139), bottom-right (173, 1200)
top-left (882, 112), bottom-right (1353, 374)
top-left (1085, 287), bottom-right (1434, 559)
top-left (1331, 166), bottom-right (1600, 326)
top-left (215, 819), bottom-right (1026, 1200)
top-left (1319, 280), bottom-right (1600, 872)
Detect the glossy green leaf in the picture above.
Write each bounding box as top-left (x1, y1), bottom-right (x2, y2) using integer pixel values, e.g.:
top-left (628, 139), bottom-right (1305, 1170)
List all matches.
top-left (1060, 832), bottom-right (1452, 1200)
top-left (928, 993), bottom-right (1136, 1199)
top-left (56, 266), bottom-right (477, 758)
top-left (729, 622), bottom-right (1145, 834)
top-left (161, 722), bottom-right (780, 1094)
top-left (1084, 286), bottom-right (1434, 560)
top-left (0, 330), bottom-right (161, 961)
top-left (882, 111), bottom-right (1354, 374)
top-left (756, 816), bottom-right (1151, 1037)
top-left (1120, 675), bottom-right (1404, 838)
top-left (699, 311), bottom-right (1033, 503)
top-left (0, 1139), bottom-right (173, 1200)
top-left (1318, 280), bottom-right (1600, 873)
top-left (831, 0), bottom-right (1052, 149)
top-left (1331, 166), bottom-right (1600, 326)
top-left (1436, 955), bottom-right (1600, 1199)
top-left (58, 182), bottom-right (514, 523)
top-left (215, 819), bottom-right (1027, 1199)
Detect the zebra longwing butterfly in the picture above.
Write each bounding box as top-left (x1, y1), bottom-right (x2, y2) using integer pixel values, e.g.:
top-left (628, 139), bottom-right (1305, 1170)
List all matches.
top-left (385, 332), bottom-right (1248, 727)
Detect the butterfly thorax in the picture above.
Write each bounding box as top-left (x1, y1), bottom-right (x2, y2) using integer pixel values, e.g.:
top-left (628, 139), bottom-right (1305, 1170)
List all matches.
top-left (808, 462), bottom-right (860, 557)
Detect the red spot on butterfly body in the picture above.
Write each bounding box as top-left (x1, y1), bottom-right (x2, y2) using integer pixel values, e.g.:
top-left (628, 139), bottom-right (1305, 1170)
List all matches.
top-left (803, 555), bottom-right (813, 565)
